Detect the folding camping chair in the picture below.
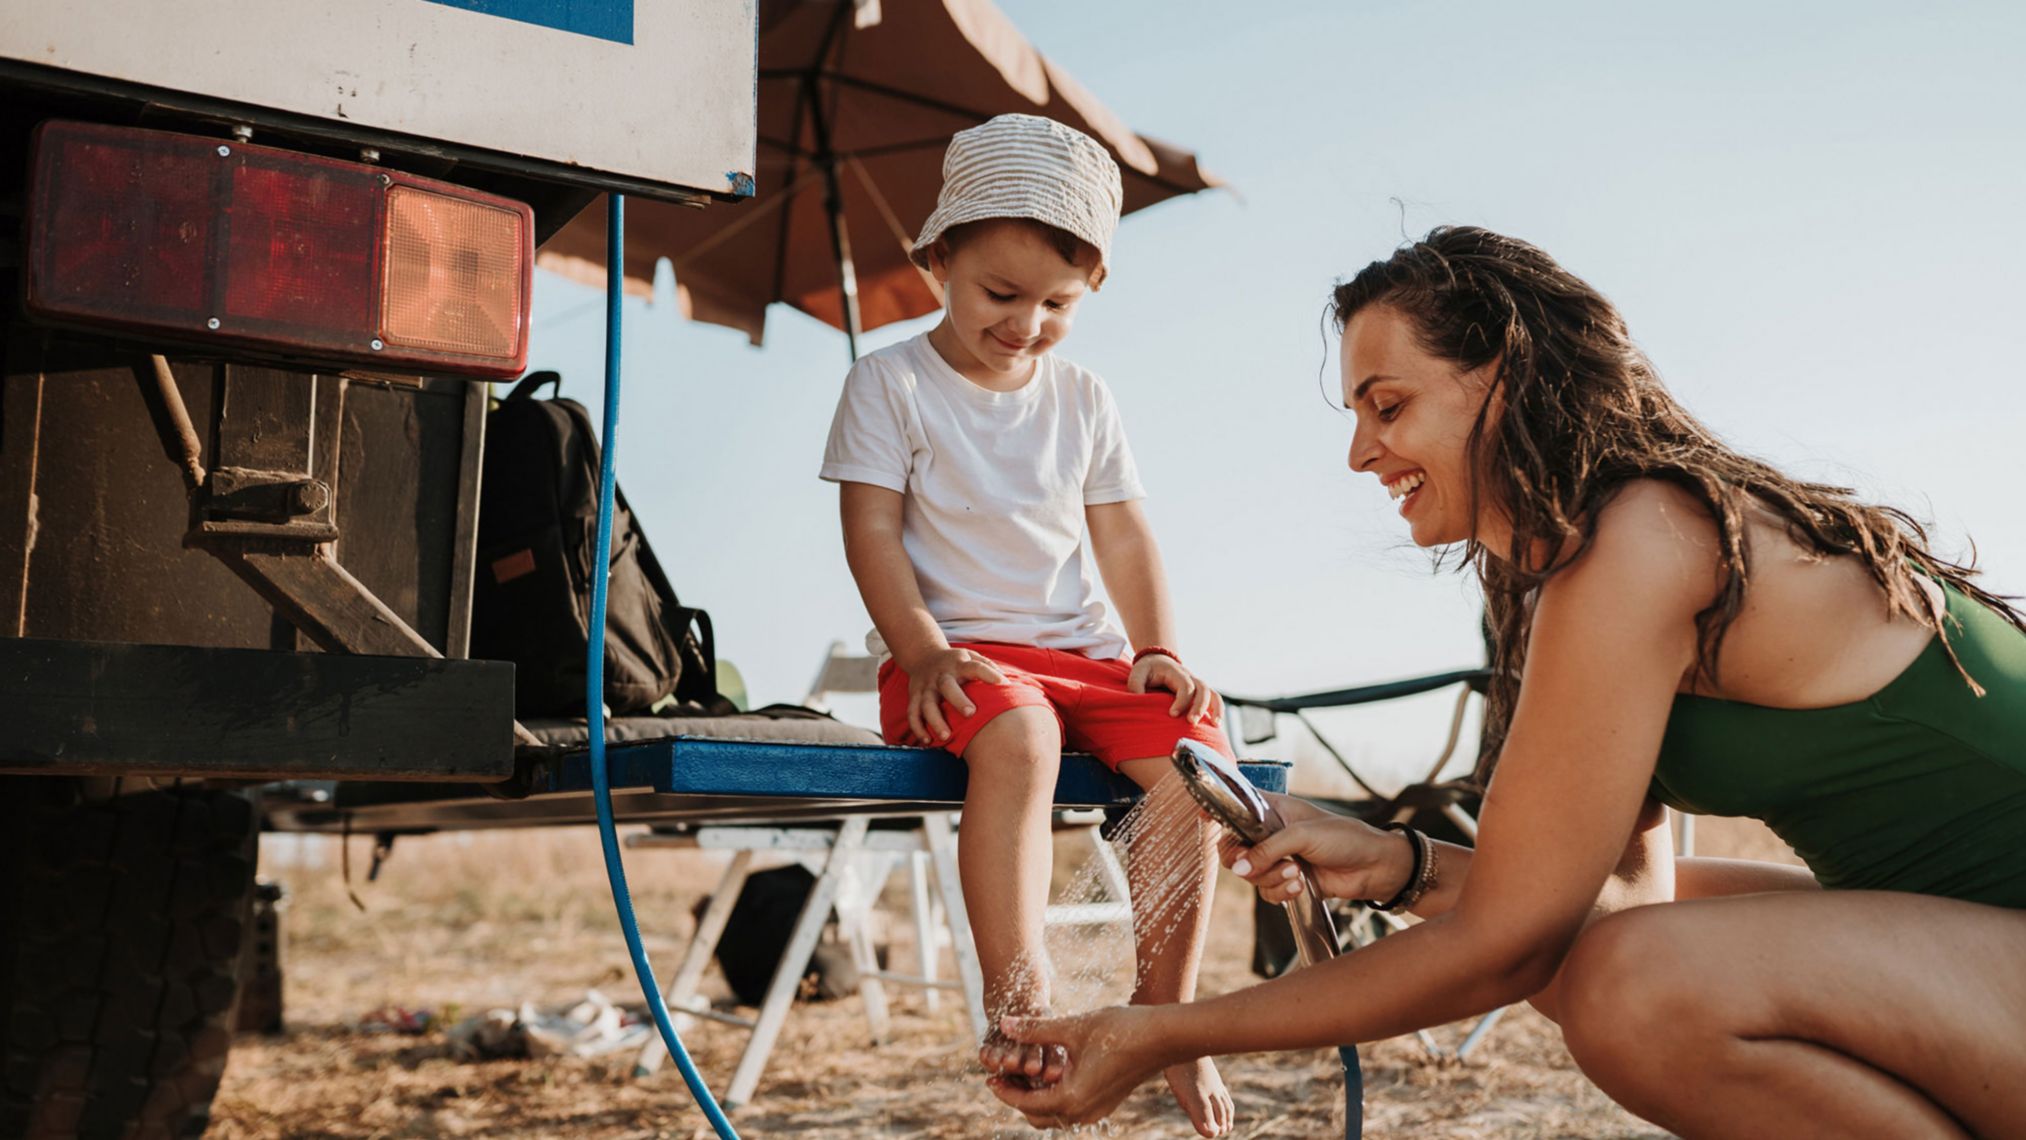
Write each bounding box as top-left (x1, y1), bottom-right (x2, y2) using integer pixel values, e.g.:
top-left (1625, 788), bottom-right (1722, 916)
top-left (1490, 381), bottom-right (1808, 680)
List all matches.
top-left (1223, 666), bottom-right (1515, 1060)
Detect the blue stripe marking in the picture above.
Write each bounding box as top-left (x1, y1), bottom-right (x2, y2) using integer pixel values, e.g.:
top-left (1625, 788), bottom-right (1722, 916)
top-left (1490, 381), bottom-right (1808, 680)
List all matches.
top-left (424, 0), bottom-right (633, 44)
top-left (547, 737), bottom-right (1291, 804)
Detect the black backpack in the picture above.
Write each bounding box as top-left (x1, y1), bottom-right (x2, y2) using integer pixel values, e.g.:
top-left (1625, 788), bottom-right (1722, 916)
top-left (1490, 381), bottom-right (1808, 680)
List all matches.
top-left (707, 865), bottom-right (875, 1006)
top-left (471, 372), bottom-right (732, 719)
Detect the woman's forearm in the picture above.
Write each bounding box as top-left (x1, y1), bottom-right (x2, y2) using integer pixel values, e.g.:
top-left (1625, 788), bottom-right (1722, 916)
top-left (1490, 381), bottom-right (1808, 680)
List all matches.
top-left (1160, 823), bottom-right (1759, 1057)
top-left (1400, 843), bottom-right (1813, 919)
top-left (1399, 838), bottom-right (1469, 918)
top-left (1152, 842), bottom-right (1736, 1058)
top-left (1147, 911), bottom-right (1541, 1060)
top-left (1394, 798), bottom-right (1684, 921)
top-left (1674, 856), bottom-right (1819, 898)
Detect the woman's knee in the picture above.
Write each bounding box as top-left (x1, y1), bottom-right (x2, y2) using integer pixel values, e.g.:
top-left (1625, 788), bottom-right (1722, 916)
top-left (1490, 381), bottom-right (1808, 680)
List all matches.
top-left (1557, 906), bottom-right (1709, 1068)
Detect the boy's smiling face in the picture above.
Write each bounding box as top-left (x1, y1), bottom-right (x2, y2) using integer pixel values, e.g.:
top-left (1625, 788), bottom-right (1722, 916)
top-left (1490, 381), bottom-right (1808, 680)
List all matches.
top-left (924, 219), bottom-right (1096, 390)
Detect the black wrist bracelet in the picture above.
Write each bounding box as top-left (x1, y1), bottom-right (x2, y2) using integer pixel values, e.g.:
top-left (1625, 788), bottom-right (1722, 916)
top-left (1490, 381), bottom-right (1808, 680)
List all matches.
top-left (1367, 823), bottom-right (1426, 913)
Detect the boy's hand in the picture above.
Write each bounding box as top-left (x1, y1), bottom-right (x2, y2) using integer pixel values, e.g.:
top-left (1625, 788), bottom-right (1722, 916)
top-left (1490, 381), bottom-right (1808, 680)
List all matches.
top-left (900, 647), bottom-right (1006, 745)
top-left (1127, 654), bottom-right (1213, 723)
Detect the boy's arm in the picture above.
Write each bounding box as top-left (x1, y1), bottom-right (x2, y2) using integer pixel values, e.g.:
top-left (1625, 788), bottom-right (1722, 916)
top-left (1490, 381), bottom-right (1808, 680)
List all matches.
top-left (840, 482), bottom-right (1004, 743)
top-left (840, 482), bottom-right (943, 664)
top-left (1085, 499), bottom-right (1177, 650)
top-left (1086, 500), bottom-right (1211, 721)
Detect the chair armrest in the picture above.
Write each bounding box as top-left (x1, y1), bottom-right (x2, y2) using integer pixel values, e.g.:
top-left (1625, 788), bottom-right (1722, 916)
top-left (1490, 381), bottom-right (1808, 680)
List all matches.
top-left (1222, 668), bottom-right (1490, 713)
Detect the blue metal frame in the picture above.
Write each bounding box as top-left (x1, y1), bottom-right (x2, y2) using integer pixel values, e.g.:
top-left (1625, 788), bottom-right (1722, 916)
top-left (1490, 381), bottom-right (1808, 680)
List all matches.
top-left (550, 737), bottom-right (1290, 804)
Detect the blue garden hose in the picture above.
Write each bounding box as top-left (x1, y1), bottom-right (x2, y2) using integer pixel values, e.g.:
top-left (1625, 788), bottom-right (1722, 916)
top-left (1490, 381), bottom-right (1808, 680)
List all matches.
top-left (587, 192), bottom-right (742, 1140)
top-left (1339, 1046), bottom-right (1363, 1138)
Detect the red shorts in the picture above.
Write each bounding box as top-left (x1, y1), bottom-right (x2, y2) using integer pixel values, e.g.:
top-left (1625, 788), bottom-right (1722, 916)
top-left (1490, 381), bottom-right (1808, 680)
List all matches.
top-left (876, 642), bottom-right (1232, 770)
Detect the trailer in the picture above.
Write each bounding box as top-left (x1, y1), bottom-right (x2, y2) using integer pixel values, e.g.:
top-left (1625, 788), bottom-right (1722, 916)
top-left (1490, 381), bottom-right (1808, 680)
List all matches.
top-left (0, 4), bottom-right (757, 1132)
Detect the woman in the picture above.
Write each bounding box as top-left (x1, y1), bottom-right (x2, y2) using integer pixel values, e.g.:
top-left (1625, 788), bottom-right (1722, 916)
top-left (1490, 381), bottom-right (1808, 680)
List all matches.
top-left (990, 227), bottom-right (2026, 1138)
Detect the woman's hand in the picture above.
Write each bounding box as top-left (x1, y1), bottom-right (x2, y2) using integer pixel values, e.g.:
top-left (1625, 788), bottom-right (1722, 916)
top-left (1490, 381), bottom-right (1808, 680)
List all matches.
top-left (1222, 795), bottom-right (1414, 904)
top-left (899, 647), bottom-right (1005, 745)
top-left (1128, 653), bottom-right (1214, 723)
top-left (986, 1008), bottom-right (1169, 1130)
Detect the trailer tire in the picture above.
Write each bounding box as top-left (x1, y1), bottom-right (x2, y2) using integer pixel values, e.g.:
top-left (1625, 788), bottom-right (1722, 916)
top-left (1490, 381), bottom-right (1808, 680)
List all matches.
top-left (0, 777), bottom-right (258, 1139)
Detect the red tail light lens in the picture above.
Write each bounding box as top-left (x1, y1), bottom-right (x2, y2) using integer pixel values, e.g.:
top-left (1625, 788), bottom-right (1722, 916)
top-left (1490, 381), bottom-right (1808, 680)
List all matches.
top-left (224, 162), bottom-right (382, 335)
top-left (24, 120), bottom-right (531, 379)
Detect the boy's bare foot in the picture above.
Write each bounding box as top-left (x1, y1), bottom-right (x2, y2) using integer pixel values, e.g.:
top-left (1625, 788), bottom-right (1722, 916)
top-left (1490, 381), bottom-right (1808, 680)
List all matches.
top-left (1165, 1056), bottom-right (1234, 1138)
top-left (979, 1014), bottom-right (1067, 1087)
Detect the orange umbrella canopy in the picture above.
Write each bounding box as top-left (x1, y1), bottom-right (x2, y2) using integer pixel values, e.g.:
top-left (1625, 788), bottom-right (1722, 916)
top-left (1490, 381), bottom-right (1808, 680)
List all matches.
top-left (538, 0), bottom-right (1219, 347)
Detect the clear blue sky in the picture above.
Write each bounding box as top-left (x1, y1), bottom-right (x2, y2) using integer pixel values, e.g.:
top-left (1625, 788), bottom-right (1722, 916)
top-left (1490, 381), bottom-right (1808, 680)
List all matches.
top-left (527, 1), bottom-right (2026, 788)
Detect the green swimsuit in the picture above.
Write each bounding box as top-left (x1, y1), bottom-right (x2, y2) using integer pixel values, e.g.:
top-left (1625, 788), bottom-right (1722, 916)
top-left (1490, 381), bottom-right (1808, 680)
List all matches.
top-left (1649, 583), bottom-right (2026, 909)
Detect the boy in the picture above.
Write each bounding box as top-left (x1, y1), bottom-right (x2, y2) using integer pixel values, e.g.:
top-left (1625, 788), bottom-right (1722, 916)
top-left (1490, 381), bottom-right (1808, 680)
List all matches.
top-left (819, 114), bottom-right (1234, 1138)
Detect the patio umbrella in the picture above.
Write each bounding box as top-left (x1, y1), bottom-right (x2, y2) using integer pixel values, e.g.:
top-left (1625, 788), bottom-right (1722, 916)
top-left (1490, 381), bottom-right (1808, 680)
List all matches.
top-left (536, 0), bottom-right (1221, 359)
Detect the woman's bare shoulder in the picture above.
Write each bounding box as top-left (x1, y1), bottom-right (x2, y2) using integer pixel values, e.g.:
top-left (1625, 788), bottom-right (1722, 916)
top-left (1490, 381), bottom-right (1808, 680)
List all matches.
top-left (1597, 478), bottom-right (1720, 540)
top-left (1546, 479), bottom-right (1723, 621)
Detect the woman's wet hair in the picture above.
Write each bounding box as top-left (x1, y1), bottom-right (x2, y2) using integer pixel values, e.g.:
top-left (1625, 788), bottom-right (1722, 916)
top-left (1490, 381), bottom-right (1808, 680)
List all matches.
top-left (1331, 225), bottom-right (2024, 785)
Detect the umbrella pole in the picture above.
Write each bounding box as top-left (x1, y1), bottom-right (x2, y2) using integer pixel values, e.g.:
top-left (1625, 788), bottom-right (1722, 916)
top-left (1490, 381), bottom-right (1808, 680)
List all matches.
top-left (822, 158), bottom-right (864, 361)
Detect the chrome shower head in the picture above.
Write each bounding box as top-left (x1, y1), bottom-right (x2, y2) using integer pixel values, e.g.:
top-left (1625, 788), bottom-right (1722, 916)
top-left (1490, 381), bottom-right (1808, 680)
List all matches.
top-left (1171, 738), bottom-right (1280, 845)
top-left (1169, 738), bottom-right (1342, 970)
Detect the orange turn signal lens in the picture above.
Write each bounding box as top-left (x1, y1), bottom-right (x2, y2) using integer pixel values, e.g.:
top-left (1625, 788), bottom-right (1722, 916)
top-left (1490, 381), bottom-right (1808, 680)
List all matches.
top-left (381, 187), bottom-right (527, 362)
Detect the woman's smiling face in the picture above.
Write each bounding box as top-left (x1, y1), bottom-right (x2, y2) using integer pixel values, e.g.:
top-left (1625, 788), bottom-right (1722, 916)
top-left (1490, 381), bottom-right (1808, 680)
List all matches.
top-left (1341, 304), bottom-right (1499, 548)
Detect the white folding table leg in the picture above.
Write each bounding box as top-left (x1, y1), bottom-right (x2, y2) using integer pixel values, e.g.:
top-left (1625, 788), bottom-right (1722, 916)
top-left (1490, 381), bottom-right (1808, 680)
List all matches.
top-left (1093, 829), bottom-right (1129, 902)
top-left (907, 848), bottom-right (940, 1012)
top-left (1093, 826), bottom-right (1132, 919)
top-left (1454, 1005), bottom-right (1509, 1060)
top-left (920, 812), bottom-right (989, 1041)
top-left (725, 817), bottom-right (870, 1106)
top-left (635, 849), bottom-right (755, 1077)
top-left (835, 852), bottom-right (894, 1044)
top-left (1044, 823), bottom-right (1133, 927)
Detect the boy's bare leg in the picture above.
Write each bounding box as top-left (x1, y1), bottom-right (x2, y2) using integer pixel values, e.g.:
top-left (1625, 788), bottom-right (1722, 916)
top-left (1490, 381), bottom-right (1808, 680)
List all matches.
top-left (957, 706), bottom-right (1066, 1084)
top-left (1115, 758), bottom-right (1234, 1138)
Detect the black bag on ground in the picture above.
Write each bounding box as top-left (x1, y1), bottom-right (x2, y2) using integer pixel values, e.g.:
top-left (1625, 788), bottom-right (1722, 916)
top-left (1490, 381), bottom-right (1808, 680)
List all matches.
top-left (472, 371), bottom-right (732, 719)
top-left (709, 865), bottom-right (870, 1005)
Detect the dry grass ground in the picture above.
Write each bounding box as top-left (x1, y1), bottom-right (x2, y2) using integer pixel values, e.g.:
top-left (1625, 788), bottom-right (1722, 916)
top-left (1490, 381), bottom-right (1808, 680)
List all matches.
top-left (211, 815), bottom-right (1800, 1138)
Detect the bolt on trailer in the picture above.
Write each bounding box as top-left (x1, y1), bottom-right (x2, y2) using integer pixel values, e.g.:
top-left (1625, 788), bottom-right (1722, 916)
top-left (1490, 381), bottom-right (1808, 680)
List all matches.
top-left (0, 3), bottom-right (755, 1133)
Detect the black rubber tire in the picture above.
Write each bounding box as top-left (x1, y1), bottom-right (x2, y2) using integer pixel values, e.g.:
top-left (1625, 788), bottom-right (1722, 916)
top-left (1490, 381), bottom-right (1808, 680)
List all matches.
top-left (0, 777), bottom-right (258, 1140)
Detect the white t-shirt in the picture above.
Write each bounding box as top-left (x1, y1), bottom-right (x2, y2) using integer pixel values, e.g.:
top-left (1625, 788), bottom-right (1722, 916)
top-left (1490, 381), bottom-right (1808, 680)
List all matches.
top-left (819, 333), bottom-right (1144, 660)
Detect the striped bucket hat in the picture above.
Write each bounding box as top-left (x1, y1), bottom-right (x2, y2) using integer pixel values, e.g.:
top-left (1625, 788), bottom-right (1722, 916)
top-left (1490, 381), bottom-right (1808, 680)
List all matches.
top-left (909, 114), bottom-right (1124, 284)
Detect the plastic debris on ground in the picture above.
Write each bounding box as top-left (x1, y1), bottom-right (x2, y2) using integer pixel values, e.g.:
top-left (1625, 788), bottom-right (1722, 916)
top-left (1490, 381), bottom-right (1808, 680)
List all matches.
top-left (445, 990), bottom-right (652, 1061)
top-left (358, 1004), bottom-right (451, 1035)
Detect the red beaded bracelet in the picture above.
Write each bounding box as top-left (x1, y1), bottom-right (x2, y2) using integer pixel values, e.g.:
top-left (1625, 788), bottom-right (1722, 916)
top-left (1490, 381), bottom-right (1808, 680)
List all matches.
top-left (1131, 646), bottom-right (1180, 666)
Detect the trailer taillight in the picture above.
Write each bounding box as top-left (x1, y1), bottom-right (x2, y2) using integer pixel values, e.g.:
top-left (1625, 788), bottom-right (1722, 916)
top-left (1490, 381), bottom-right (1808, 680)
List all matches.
top-left (381, 188), bottom-right (526, 359)
top-left (24, 120), bottom-right (532, 379)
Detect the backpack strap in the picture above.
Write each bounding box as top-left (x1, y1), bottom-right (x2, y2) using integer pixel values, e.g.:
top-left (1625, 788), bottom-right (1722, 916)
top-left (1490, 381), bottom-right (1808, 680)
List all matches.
top-left (672, 606), bottom-right (739, 716)
top-left (505, 370), bottom-right (563, 402)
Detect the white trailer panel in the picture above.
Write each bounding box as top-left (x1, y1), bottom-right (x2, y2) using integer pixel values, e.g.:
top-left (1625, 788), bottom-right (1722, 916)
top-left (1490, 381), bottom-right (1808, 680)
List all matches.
top-left (1, 0), bottom-right (757, 201)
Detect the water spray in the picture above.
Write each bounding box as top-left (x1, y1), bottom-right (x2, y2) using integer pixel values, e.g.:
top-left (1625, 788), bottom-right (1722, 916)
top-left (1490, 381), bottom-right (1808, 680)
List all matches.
top-left (1170, 739), bottom-right (1363, 1138)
